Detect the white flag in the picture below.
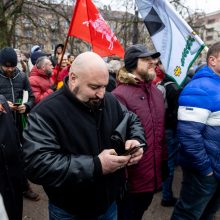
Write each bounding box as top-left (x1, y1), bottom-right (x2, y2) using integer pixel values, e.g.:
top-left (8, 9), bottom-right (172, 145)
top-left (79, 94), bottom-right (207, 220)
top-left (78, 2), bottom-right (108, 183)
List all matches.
top-left (135, 0), bottom-right (205, 86)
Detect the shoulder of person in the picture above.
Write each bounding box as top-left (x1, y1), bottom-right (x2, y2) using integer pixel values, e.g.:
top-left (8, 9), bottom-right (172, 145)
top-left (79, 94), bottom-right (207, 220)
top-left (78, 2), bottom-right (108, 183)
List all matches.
top-left (157, 79), bottom-right (178, 92)
top-left (15, 68), bottom-right (27, 78)
top-left (105, 92), bottom-right (119, 102)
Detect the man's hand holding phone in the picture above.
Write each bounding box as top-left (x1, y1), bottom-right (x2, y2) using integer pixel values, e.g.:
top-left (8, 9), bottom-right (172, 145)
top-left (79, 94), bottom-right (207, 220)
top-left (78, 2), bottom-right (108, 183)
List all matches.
top-left (12, 102), bottom-right (20, 111)
top-left (10, 102), bottom-right (26, 113)
top-left (124, 140), bottom-right (145, 166)
top-left (122, 143), bottom-right (146, 156)
top-left (16, 104), bottom-right (26, 113)
top-left (13, 102), bottom-right (21, 107)
top-left (7, 101), bottom-right (18, 111)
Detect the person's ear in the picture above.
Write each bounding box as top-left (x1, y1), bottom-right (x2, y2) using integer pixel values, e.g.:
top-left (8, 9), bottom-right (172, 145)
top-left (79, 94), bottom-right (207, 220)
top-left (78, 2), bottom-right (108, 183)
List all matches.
top-left (208, 56), bottom-right (216, 67)
top-left (69, 72), bottom-right (78, 81)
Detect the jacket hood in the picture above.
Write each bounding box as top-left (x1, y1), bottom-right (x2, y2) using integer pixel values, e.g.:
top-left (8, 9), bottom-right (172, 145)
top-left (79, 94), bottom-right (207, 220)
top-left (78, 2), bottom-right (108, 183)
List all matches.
top-left (30, 65), bottom-right (49, 78)
top-left (117, 67), bottom-right (138, 85)
top-left (192, 65), bottom-right (220, 81)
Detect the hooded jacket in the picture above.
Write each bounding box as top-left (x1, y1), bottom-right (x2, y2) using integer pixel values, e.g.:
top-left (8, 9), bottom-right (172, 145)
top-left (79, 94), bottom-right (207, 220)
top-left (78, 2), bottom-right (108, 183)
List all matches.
top-left (22, 78), bottom-right (145, 216)
top-left (29, 65), bottom-right (53, 104)
top-left (177, 65), bottom-right (220, 179)
top-left (112, 68), bottom-right (167, 193)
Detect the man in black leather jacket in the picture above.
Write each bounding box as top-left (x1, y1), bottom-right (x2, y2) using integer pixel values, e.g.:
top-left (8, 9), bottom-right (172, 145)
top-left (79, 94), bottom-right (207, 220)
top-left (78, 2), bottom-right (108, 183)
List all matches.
top-left (22, 52), bottom-right (146, 220)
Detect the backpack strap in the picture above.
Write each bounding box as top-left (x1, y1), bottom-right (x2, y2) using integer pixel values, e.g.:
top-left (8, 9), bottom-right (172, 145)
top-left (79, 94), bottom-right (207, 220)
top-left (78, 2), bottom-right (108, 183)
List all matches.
top-left (163, 81), bottom-right (175, 87)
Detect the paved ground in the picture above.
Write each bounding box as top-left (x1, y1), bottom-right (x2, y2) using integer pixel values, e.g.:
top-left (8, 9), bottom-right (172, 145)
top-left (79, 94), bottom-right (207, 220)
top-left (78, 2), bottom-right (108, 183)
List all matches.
top-left (22, 166), bottom-right (220, 220)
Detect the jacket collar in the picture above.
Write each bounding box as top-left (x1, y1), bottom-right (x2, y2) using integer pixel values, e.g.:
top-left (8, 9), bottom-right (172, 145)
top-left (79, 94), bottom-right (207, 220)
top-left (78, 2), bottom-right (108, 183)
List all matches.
top-left (29, 65), bottom-right (50, 78)
top-left (117, 67), bottom-right (152, 87)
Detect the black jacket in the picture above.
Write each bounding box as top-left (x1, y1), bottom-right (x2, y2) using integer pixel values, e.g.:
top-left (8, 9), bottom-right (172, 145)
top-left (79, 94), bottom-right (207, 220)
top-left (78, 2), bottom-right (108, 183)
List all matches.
top-left (161, 77), bottom-right (181, 131)
top-left (22, 79), bottom-right (145, 216)
top-left (0, 67), bottom-right (35, 112)
top-left (0, 67), bottom-right (35, 140)
top-left (0, 95), bottom-right (23, 220)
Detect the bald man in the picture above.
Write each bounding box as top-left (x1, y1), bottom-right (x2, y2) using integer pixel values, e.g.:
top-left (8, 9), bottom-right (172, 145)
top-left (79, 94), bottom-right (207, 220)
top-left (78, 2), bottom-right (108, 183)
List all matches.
top-left (22, 52), bottom-right (146, 220)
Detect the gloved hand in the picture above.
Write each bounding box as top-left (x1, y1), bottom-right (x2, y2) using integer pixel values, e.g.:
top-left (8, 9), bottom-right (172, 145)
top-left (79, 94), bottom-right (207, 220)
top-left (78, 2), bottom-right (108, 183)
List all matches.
top-left (161, 160), bottom-right (169, 181)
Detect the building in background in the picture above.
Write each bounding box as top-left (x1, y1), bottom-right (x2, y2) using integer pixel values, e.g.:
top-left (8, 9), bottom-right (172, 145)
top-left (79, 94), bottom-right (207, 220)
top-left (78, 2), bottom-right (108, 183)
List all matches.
top-left (13, 2), bottom-right (151, 56)
top-left (201, 10), bottom-right (220, 47)
top-left (11, 0), bottom-right (220, 59)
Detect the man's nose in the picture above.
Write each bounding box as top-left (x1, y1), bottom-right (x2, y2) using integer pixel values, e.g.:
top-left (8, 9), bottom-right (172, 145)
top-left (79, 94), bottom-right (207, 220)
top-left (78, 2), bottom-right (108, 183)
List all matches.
top-left (96, 87), bottom-right (106, 99)
top-left (7, 67), bottom-right (15, 71)
top-left (148, 59), bottom-right (155, 64)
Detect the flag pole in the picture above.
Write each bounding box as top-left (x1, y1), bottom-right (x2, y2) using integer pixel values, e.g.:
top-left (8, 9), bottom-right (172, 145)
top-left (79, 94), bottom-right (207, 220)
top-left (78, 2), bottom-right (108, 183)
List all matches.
top-left (54, 36), bottom-right (70, 89)
top-left (53, 0), bottom-right (79, 88)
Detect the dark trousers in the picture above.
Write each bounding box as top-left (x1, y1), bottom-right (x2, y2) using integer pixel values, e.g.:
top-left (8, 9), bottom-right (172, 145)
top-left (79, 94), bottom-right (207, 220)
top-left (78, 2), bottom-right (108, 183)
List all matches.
top-left (171, 168), bottom-right (220, 220)
top-left (162, 129), bottom-right (179, 201)
top-left (49, 201), bottom-right (117, 220)
top-left (118, 192), bottom-right (154, 220)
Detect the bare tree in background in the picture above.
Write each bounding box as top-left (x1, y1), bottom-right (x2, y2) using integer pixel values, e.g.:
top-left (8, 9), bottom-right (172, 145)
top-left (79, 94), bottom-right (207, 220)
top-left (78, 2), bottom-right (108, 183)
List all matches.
top-left (132, 9), bottom-right (139, 44)
top-left (0, 0), bottom-right (208, 56)
top-left (0, 0), bottom-right (26, 48)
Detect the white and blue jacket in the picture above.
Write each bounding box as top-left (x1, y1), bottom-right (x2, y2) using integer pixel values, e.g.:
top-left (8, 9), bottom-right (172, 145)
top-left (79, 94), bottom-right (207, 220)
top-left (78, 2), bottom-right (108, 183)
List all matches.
top-left (177, 65), bottom-right (220, 179)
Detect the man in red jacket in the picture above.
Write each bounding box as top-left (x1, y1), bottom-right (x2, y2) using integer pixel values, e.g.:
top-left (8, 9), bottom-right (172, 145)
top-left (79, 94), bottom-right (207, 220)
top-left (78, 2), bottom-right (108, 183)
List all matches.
top-left (29, 56), bottom-right (54, 105)
top-left (112, 44), bottom-right (168, 220)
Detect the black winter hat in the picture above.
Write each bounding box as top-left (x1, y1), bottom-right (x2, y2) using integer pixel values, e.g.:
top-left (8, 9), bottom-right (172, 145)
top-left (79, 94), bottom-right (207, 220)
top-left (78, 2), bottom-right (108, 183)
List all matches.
top-left (124, 44), bottom-right (160, 72)
top-left (0, 47), bottom-right (18, 67)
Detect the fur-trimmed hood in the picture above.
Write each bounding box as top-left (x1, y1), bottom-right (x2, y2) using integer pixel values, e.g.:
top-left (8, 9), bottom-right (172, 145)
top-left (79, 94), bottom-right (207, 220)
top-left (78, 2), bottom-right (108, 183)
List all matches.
top-left (116, 67), bottom-right (138, 85)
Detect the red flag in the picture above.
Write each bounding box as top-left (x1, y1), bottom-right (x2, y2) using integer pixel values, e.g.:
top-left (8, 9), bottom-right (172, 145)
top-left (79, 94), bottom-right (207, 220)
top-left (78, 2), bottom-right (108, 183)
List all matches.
top-left (68, 0), bottom-right (124, 58)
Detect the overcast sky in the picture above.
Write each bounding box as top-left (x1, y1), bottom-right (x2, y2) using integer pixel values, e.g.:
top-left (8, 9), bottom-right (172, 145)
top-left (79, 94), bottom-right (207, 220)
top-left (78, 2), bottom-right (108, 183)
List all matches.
top-left (185, 0), bottom-right (220, 13)
top-left (100, 0), bottom-right (220, 14)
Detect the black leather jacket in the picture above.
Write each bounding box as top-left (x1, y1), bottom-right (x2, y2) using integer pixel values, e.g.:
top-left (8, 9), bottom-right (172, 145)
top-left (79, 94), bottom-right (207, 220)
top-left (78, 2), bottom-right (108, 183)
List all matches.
top-left (22, 80), bottom-right (145, 216)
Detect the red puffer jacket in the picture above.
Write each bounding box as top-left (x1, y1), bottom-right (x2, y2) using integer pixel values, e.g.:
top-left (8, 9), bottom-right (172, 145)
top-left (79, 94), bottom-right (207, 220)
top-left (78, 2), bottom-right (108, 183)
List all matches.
top-left (112, 68), bottom-right (167, 193)
top-left (29, 66), bottom-right (54, 104)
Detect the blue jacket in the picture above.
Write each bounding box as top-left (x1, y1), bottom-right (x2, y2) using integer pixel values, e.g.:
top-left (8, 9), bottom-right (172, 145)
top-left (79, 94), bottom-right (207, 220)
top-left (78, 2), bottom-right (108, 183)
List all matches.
top-left (177, 65), bottom-right (220, 179)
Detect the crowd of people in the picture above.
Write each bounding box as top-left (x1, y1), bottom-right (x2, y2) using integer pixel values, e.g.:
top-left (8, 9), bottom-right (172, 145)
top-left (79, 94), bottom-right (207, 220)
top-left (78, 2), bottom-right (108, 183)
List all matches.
top-left (0, 40), bottom-right (220, 220)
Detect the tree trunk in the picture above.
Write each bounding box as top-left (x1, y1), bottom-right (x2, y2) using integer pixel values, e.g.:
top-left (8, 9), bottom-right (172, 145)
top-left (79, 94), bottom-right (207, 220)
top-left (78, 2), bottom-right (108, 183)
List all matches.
top-left (132, 10), bottom-right (139, 44)
top-left (0, 20), bottom-right (10, 47)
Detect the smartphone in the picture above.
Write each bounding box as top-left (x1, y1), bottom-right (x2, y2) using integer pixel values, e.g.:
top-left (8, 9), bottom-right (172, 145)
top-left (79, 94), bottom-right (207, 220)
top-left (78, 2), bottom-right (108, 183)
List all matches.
top-left (13, 103), bottom-right (21, 106)
top-left (122, 143), bottom-right (146, 156)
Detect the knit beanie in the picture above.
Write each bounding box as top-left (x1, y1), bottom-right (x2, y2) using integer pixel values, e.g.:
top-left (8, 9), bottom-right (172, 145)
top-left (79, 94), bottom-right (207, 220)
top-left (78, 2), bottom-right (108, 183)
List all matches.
top-left (0, 47), bottom-right (18, 67)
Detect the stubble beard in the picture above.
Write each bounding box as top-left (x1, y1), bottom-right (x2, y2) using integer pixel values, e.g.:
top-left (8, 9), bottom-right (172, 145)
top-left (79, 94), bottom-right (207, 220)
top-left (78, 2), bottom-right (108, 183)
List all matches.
top-left (72, 86), bottom-right (102, 111)
top-left (45, 69), bottom-right (52, 77)
top-left (85, 99), bottom-right (102, 111)
top-left (4, 70), bottom-right (15, 77)
top-left (139, 70), bottom-right (156, 82)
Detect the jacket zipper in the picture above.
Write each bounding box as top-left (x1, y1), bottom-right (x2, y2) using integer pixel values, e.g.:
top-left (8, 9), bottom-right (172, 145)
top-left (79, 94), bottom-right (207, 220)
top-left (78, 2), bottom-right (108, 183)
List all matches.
top-left (147, 87), bottom-right (158, 190)
top-left (9, 78), bottom-right (15, 103)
